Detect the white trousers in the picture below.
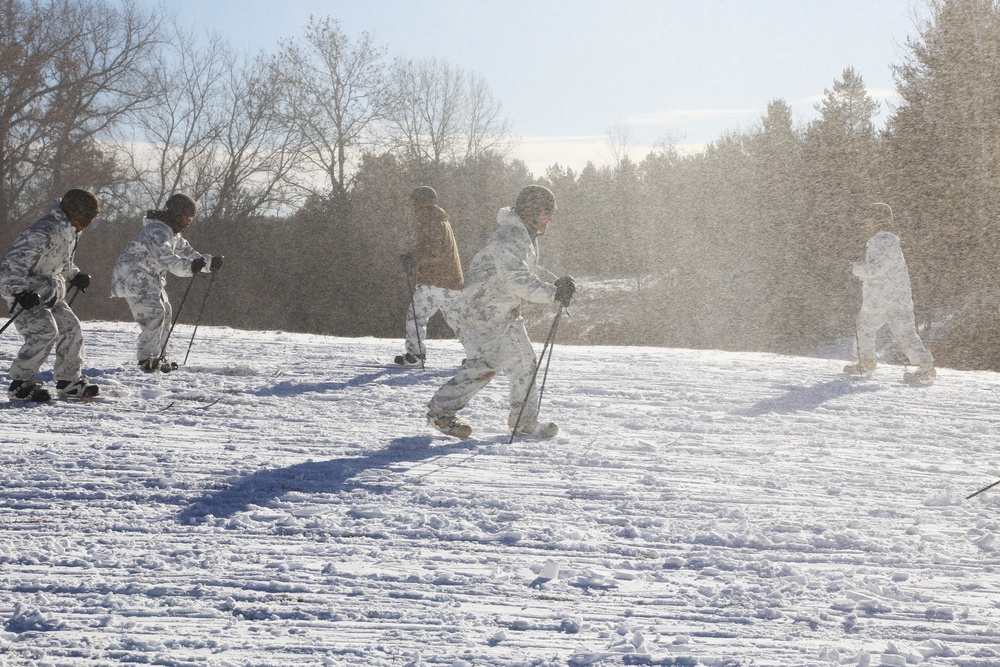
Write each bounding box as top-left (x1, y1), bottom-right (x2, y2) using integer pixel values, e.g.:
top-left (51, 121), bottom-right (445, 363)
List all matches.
top-left (124, 292), bottom-right (173, 362)
top-left (855, 306), bottom-right (933, 368)
top-left (427, 318), bottom-right (542, 432)
top-left (9, 301), bottom-right (84, 383)
top-left (404, 284), bottom-right (457, 357)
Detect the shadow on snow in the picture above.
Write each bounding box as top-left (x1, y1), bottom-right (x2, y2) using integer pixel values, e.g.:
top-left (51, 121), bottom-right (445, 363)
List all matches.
top-left (736, 378), bottom-right (880, 417)
top-left (177, 435), bottom-right (475, 523)
top-left (250, 367), bottom-right (453, 398)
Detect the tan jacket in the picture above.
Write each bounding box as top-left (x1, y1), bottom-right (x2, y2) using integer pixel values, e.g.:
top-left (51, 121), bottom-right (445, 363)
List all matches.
top-left (414, 205), bottom-right (463, 290)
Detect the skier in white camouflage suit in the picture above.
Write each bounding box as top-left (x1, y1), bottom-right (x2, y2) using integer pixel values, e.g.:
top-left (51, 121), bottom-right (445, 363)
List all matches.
top-left (395, 186), bottom-right (464, 366)
top-left (426, 185), bottom-right (576, 439)
top-left (111, 194), bottom-right (223, 373)
top-left (0, 189), bottom-right (101, 402)
top-left (844, 203), bottom-right (935, 384)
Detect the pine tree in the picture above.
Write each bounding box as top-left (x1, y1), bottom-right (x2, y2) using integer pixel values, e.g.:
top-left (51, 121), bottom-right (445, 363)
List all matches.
top-left (802, 67), bottom-right (882, 343)
top-left (886, 0), bottom-right (1000, 319)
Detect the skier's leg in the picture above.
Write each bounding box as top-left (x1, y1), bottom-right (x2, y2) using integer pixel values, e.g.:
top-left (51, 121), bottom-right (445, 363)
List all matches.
top-left (9, 306), bottom-right (58, 383)
top-left (427, 358), bottom-right (496, 418)
top-left (854, 309), bottom-right (884, 370)
top-left (502, 322), bottom-right (543, 432)
top-left (427, 324), bottom-right (497, 419)
top-left (127, 293), bottom-right (169, 363)
top-left (436, 288), bottom-right (461, 332)
top-left (887, 309), bottom-right (934, 368)
top-left (50, 301), bottom-right (84, 381)
top-left (405, 284), bottom-right (437, 358)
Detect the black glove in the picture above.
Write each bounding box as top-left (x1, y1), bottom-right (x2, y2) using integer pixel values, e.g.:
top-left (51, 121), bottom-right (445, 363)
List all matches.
top-left (400, 253), bottom-right (415, 273)
top-left (191, 257), bottom-right (207, 274)
top-left (69, 273), bottom-right (91, 291)
top-left (210, 255), bottom-right (224, 272)
top-left (14, 291), bottom-right (41, 310)
top-left (554, 276), bottom-right (576, 307)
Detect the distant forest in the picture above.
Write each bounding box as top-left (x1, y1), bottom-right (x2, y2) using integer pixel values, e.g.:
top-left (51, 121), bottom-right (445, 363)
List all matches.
top-left (4, 0), bottom-right (1000, 370)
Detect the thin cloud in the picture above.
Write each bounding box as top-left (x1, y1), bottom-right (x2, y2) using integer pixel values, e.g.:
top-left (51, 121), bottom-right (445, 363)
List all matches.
top-left (798, 87), bottom-right (900, 108)
top-left (867, 87), bottom-right (899, 100)
top-left (513, 135), bottom-right (708, 175)
top-left (626, 109), bottom-right (760, 125)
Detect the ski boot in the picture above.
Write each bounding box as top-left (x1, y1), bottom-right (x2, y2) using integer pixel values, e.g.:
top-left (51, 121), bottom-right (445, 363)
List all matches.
top-left (428, 412), bottom-right (473, 438)
top-left (843, 360), bottom-right (876, 377)
top-left (395, 352), bottom-right (424, 366)
top-left (56, 378), bottom-right (100, 401)
top-left (8, 380), bottom-right (51, 402)
top-left (903, 365), bottom-right (936, 385)
top-left (512, 417), bottom-right (559, 438)
top-left (158, 357), bottom-right (179, 373)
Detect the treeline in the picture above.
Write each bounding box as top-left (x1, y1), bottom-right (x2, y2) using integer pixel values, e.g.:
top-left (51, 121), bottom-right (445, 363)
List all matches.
top-left (4, 0), bottom-right (1000, 369)
top-left (542, 0), bottom-right (1000, 371)
top-left (0, 0), bottom-right (520, 336)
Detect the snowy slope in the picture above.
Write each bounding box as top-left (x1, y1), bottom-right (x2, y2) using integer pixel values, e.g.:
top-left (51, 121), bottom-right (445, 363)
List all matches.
top-left (1, 320), bottom-right (1000, 667)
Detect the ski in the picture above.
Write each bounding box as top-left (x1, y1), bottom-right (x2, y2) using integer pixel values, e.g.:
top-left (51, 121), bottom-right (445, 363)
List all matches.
top-left (160, 397), bottom-right (221, 410)
top-left (119, 397), bottom-right (219, 413)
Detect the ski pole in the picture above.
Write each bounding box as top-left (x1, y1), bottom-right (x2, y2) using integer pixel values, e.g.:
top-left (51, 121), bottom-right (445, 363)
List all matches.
top-left (159, 274), bottom-right (198, 362)
top-left (509, 305), bottom-right (564, 444)
top-left (966, 478), bottom-right (1000, 500)
top-left (536, 309), bottom-right (561, 407)
top-left (182, 271), bottom-right (217, 365)
top-left (68, 286), bottom-right (83, 306)
top-left (0, 307), bottom-right (22, 336)
top-left (404, 257), bottom-right (425, 370)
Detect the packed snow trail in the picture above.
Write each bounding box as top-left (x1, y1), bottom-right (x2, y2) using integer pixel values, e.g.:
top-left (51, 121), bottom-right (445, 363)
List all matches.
top-left (1, 321), bottom-right (999, 666)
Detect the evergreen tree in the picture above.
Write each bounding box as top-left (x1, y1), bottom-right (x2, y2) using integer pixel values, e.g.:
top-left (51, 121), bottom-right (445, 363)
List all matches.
top-left (747, 100), bottom-right (810, 351)
top-left (802, 67), bottom-right (882, 343)
top-left (886, 0), bottom-right (1000, 318)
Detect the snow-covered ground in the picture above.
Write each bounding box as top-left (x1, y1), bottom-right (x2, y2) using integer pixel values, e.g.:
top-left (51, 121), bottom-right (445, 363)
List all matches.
top-left (2, 320), bottom-right (1000, 666)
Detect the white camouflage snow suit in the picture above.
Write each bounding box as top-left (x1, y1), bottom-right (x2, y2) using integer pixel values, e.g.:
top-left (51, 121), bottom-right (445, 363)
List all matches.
top-left (111, 217), bottom-right (214, 363)
top-left (0, 201), bottom-right (87, 384)
top-left (427, 207), bottom-right (559, 433)
top-left (852, 230), bottom-right (933, 369)
top-left (406, 284), bottom-right (458, 357)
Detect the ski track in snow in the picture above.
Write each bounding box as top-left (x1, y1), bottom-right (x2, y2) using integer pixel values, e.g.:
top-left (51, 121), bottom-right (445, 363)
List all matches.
top-left (1, 321), bottom-right (1000, 666)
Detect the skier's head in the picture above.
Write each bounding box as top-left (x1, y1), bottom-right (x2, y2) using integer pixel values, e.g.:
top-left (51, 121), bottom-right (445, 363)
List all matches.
top-left (149, 193), bottom-right (197, 233)
top-left (410, 186), bottom-right (438, 209)
top-left (60, 189), bottom-right (100, 232)
top-left (166, 193), bottom-right (197, 219)
top-left (515, 185), bottom-right (556, 237)
top-left (864, 202), bottom-right (895, 236)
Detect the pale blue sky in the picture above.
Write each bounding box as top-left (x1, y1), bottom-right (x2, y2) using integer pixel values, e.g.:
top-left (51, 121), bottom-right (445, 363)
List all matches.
top-left (143, 0), bottom-right (925, 175)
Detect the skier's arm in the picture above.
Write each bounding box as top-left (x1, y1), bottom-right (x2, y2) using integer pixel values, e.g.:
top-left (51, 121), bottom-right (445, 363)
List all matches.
top-left (854, 235), bottom-right (897, 281)
top-left (60, 252), bottom-right (82, 281)
top-left (535, 263), bottom-right (559, 284)
top-left (0, 228), bottom-right (47, 300)
top-left (143, 226), bottom-right (210, 277)
top-left (491, 243), bottom-right (557, 304)
top-left (174, 237), bottom-right (212, 267)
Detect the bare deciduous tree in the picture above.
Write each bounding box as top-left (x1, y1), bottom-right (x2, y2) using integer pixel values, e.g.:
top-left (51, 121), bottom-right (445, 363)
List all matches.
top-left (462, 72), bottom-right (515, 163)
top-left (115, 22), bottom-right (230, 211)
top-left (386, 57), bottom-right (514, 166)
top-left (200, 52), bottom-right (304, 224)
top-left (0, 0), bottom-right (161, 232)
top-left (387, 57), bottom-right (465, 165)
top-left (274, 17), bottom-right (389, 199)
top-left (606, 120), bottom-right (633, 168)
